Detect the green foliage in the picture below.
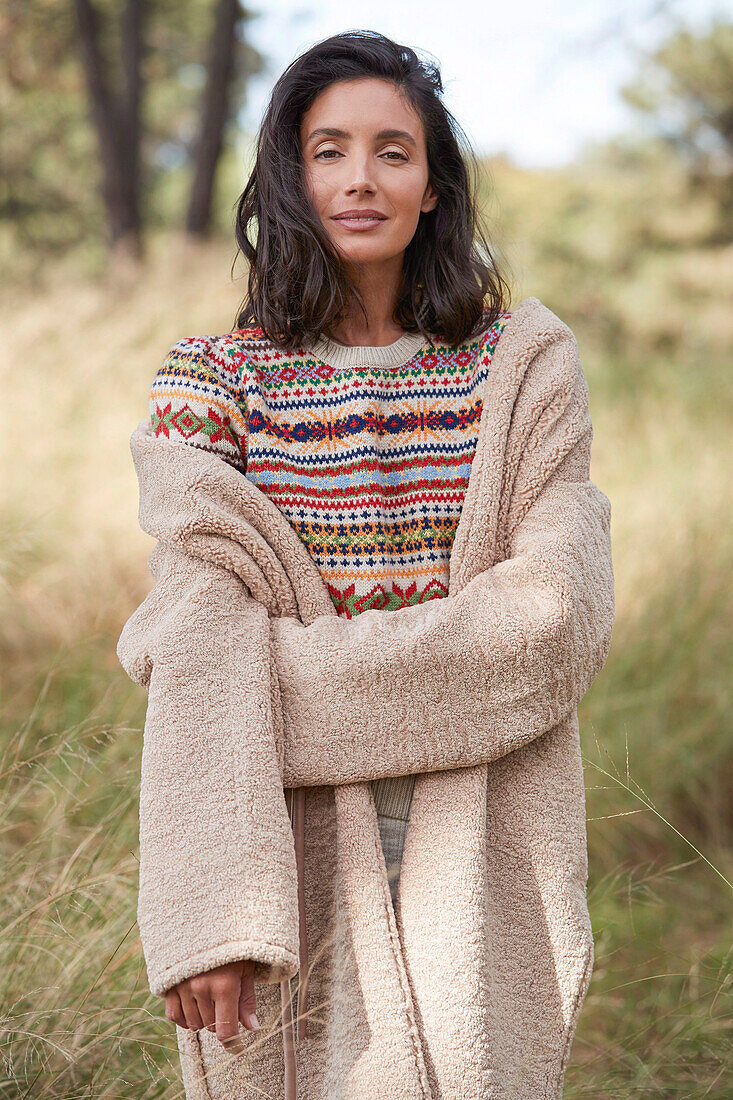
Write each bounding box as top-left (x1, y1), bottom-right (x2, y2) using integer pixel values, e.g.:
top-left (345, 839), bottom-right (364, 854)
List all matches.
top-left (620, 19), bottom-right (733, 164)
top-left (0, 0), bottom-right (264, 267)
top-left (620, 16), bottom-right (733, 243)
top-left (482, 131), bottom-right (731, 417)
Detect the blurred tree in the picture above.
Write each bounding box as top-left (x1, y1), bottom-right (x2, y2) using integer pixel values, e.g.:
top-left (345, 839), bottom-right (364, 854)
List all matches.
top-left (0, 0), bottom-right (264, 276)
top-left (0, 2), bottom-right (97, 261)
top-left (187, 0), bottom-right (244, 237)
top-left (620, 18), bottom-right (733, 243)
top-left (73, 0), bottom-right (147, 262)
top-left (482, 18), bottom-right (733, 374)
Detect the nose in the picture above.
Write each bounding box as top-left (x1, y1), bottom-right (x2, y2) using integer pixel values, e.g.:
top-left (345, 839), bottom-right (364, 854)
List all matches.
top-left (346, 180), bottom-right (376, 197)
top-left (343, 153), bottom-right (377, 196)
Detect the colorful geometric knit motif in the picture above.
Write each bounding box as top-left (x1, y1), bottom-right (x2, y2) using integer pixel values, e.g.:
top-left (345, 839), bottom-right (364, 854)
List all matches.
top-left (149, 311), bottom-right (513, 619)
top-left (149, 310), bottom-right (513, 905)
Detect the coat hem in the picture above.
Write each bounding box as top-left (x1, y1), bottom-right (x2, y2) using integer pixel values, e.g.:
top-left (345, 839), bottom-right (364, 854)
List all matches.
top-left (547, 936), bottom-right (595, 1100)
top-left (177, 1025), bottom-right (215, 1100)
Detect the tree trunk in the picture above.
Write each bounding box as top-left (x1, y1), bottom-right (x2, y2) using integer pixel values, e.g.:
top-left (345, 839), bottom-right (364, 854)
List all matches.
top-left (73, 0), bottom-right (145, 258)
top-left (186, 0), bottom-right (242, 237)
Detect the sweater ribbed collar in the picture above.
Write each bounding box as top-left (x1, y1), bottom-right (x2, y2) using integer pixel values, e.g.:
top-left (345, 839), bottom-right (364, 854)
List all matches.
top-left (309, 329), bottom-right (432, 370)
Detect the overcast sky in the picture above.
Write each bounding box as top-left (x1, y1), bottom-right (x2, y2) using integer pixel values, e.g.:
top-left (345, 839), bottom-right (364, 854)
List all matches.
top-left (238, 0), bottom-right (731, 167)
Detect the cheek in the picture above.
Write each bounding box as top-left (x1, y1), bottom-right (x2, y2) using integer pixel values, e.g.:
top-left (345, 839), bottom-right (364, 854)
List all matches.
top-left (388, 184), bottom-right (427, 236)
top-left (302, 166), bottom-right (328, 211)
top-left (391, 176), bottom-right (429, 219)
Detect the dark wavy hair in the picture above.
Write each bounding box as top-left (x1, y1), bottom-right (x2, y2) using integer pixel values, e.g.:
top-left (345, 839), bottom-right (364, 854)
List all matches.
top-left (232, 29), bottom-right (512, 352)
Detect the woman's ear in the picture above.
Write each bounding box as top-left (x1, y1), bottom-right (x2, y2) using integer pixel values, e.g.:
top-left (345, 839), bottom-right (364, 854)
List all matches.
top-left (421, 181), bottom-right (439, 214)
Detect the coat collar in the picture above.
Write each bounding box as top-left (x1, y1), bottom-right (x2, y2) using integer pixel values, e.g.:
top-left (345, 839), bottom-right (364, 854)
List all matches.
top-left (448, 295), bottom-right (573, 592)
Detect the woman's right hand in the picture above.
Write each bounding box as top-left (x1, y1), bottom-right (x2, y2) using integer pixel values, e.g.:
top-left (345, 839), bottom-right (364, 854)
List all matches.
top-left (164, 959), bottom-right (260, 1050)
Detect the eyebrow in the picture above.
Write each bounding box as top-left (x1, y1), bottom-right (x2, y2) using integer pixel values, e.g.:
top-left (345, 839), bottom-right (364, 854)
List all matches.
top-left (306, 127), bottom-right (417, 149)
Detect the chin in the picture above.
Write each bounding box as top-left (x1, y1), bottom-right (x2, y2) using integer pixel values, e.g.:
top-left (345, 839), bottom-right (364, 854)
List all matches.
top-left (332, 240), bottom-right (403, 265)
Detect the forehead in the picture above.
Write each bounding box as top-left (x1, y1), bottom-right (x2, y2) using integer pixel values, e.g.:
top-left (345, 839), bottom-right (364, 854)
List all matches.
top-left (301, 78), bottom-right (422, 141)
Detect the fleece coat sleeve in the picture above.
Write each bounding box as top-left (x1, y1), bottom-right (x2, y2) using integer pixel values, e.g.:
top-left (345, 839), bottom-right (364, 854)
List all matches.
top-left (117, 344), bottom-right (302, 1000)
top-left (117, 544), bottom-right (302, 998)
top-left (271, 335), bottom-right (616, 789)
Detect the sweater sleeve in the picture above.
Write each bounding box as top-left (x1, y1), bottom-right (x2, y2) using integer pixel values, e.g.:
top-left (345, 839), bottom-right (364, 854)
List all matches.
top-left (271, 337), bottom-right (616, 789)
top-left (148, 334), bottom-right (248, 474)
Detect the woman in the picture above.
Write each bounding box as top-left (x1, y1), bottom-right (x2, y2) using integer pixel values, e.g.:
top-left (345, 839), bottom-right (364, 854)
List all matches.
top-left (119, 28), bottom-right (614, 1100)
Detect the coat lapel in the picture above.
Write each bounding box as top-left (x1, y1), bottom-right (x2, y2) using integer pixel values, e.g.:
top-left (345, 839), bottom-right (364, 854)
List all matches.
top-left (396, 296), bottom-right (580, 1099)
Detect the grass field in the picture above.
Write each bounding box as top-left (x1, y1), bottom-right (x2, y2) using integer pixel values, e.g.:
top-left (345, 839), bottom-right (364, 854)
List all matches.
top-left (1, 227), bottom-right (730, 1097)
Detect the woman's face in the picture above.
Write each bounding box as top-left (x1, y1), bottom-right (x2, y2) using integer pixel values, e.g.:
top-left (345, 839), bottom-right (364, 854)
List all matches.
top-left (299, 77), bottom-right (438, 268)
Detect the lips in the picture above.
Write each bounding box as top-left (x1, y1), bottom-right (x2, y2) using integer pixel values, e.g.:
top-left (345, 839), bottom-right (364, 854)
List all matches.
top-left (332, 210), bottom-right (387, 221)
top-left (331, 210), bottom-right (388, 232)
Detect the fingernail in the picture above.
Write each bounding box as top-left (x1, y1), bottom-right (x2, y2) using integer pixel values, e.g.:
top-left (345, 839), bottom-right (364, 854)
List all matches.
top-left (248, 1013), bottom-right (260, 1030)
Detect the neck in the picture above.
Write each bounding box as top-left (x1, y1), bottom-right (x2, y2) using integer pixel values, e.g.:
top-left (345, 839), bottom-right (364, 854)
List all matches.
top-left (333, 255), bottom-right (405, 345)
top-left (328, 323), bottom-right (407, 347)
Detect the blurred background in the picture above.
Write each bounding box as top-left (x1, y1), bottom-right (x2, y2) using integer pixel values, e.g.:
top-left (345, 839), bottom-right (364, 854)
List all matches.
top-left (1, 0), bottom-right (731, 1095)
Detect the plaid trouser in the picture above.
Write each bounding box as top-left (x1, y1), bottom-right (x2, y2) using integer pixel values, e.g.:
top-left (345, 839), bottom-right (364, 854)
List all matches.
top-left (371, 774), bottom-right (417, 907)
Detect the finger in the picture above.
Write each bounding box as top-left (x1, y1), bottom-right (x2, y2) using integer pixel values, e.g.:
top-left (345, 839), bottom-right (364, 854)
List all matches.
top-left (194, 988), bottom-right (216, 1033)
top-left (238, 962), bottom-right (260, 1031)
top-left (178, 987), bottom-right (205, 1031)
top-left (164, 988), bottom-right (186, 1028)
top-left (214, 979), bottom-right (246, 1051)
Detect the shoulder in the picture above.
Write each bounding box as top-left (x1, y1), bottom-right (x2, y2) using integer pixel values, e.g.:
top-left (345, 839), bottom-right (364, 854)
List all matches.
top-left (151, 329), bottom-right (265, 393)
top-left (488, 297), bottom-right (587, 405)
top-left (474, 307), bottom-right (515, 354)
top-left (423, 308), bottom-right (514, 361)
top-left (148, 332), bottom-right (254, 473)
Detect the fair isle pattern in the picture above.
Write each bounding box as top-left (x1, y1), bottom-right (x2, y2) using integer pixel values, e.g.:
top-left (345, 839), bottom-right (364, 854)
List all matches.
top-left (149, 311), bottom-right (512, 617)
top-left (149, 334), bottom-right (249, 472)
top-left (148, 312), bottom-right (512, 897)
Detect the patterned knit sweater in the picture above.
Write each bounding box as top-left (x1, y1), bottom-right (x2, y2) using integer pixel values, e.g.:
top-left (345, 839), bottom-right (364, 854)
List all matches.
top-left (148, 308), bottom-right (513, 904)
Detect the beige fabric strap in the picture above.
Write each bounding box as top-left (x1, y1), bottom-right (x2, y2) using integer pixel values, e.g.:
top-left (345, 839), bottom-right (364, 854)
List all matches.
top-left (280, 786), bottom-right (308, 1099)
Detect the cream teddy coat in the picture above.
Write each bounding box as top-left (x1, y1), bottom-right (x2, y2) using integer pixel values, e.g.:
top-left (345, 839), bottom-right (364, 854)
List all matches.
top-left (116, 296), bottom-right (615, 1100)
